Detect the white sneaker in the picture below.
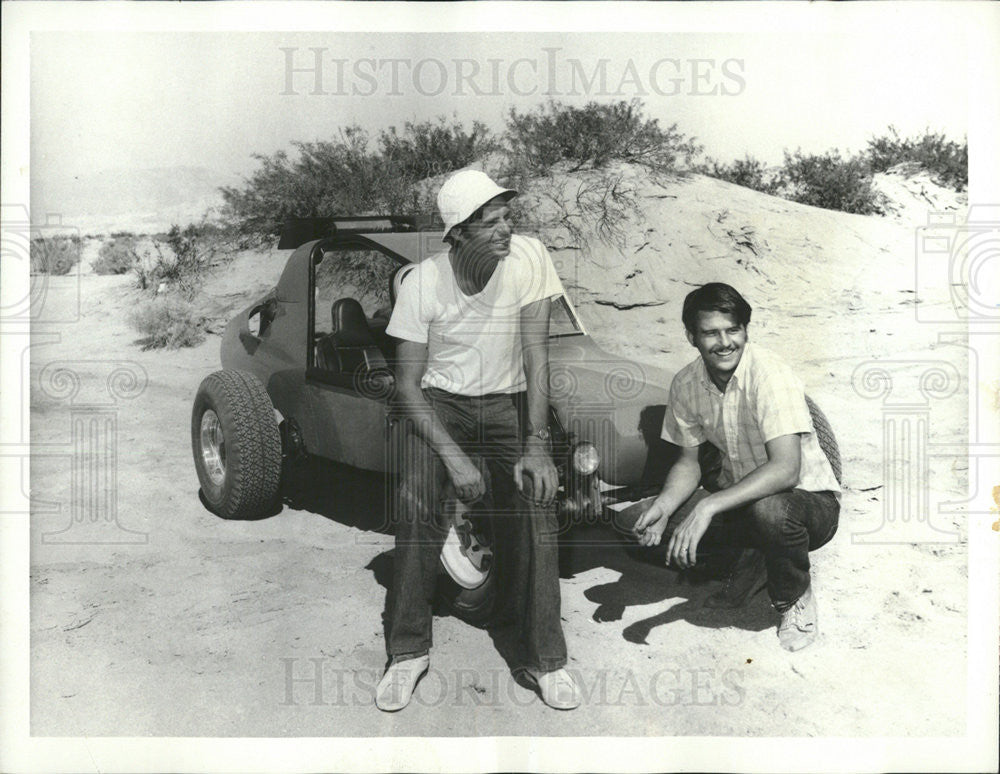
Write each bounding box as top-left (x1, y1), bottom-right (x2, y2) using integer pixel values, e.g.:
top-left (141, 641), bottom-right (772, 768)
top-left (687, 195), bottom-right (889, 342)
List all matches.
top-left (778, 586), bottom-right (818, 652)
top-left (525, 667), bottom-right (581, 710)
top-left (375, 655), bottom-right (430, 712)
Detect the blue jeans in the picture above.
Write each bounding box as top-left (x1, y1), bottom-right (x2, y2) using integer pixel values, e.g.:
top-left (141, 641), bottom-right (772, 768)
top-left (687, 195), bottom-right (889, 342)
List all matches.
top-left (662, 488), bottom-right (840, 609)
top-left (386, 388), bottom-right (568, 672)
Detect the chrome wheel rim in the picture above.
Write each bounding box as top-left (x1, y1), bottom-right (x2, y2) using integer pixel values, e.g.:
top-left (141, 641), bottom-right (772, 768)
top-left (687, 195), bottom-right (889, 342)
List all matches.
top-left (199, 409), bottom-right (226, 487)
top-left (439, 501), bottom-right (493, 589)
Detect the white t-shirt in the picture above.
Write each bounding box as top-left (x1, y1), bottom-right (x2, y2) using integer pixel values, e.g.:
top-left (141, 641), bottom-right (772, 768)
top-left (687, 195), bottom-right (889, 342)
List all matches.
top-left (386, 234), bottom-right (565, 396)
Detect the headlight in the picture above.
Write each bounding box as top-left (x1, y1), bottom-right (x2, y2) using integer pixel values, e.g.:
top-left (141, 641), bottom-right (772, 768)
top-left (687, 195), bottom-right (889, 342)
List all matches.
top-left (572, 442), bottom-right (600, 476)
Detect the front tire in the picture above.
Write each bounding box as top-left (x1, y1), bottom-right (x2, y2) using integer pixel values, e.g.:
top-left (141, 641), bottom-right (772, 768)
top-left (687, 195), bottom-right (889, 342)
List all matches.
top-left (191, 369), bottom-right (282, 520)
top-left (438, 564), bottom-right (497, 626)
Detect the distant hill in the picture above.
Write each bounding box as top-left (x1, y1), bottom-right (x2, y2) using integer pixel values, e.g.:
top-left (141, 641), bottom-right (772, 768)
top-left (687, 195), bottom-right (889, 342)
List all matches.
top-left (31, 166), bottom-right (240, 235)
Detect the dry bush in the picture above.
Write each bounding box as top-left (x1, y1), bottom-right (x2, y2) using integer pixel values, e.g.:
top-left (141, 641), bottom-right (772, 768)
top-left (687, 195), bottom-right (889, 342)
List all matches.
top-left (29, 235), bottom-right (80, 275)
top-left (132, 224), bottom-right (217, 297)
top-left (127, 295), bottom-right (207, 350)
top-left (500, 100), bottom-right (701, 254)
top-left (778, 150), bottom-right (888, 216)
top-left (378, 117), bottom-right (498, 184)
top-left (504, 99), bottom-right (701, 179)
top-left (221, 119), bottom-right (496, 243)
top-left (697, 155), bottom-right (781, 195)
top-left (93, 236), bottom-right (140, 275)
top-left (521, 170), bottom-right (642, 253)
top-left (699, 150), bottom-right (886, 214)
top-left (867, 126), bottom-right (967, 191)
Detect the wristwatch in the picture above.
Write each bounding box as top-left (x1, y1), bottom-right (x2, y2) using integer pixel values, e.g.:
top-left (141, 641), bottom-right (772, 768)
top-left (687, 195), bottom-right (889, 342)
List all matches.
top-left (527, 426), bottom-right (552, 443)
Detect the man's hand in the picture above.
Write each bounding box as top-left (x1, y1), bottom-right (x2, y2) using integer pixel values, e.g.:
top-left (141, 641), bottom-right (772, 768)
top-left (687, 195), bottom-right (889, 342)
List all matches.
top-left (446, 455), bottom-right (486, 504)
top-left (666, 498), bottom-right (717, 569)
top-left (396, 340), bottom-right (486, 503)
top-left (514, 444), bottom-right (558, 506)
top-left (632, 499), bottom-right (671, 547)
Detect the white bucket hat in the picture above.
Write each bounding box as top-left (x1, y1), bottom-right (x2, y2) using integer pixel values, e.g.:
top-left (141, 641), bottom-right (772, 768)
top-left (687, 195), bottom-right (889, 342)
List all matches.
top-left (437, 169), bottom-right (516, 238)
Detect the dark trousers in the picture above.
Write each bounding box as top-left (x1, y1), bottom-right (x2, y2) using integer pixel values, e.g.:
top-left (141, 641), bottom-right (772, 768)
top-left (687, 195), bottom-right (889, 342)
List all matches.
top-left (663, 488), bottom-right (840, 609)
top-left (386, 388), bottom-right (568, 672)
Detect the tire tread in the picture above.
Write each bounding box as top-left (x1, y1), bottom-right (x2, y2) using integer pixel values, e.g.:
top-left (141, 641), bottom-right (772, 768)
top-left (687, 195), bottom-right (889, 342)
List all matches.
top-left (805, 395), bottom-right (842, 486)
top-left (192, 369), bottom-right (282, 519)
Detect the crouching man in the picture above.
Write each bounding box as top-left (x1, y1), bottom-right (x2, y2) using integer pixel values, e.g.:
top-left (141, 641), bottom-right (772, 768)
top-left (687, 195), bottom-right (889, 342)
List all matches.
top-left (634, 283), bottom-right (840, 651)
top-left (376, 170), bottom-right (580, 710)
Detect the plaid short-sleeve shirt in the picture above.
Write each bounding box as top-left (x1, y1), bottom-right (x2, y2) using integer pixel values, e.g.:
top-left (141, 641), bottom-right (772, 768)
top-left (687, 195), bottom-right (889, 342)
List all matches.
top-left (661, 343), bottom-right (840, 495)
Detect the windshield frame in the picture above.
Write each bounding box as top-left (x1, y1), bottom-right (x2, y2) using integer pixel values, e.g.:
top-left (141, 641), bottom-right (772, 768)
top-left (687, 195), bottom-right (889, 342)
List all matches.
top-left (549, 294), bottom-right (587, 338)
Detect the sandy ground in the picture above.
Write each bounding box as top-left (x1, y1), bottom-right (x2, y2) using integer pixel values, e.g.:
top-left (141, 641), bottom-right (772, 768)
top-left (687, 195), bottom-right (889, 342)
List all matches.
top-left (29, 173), bottom-right (970, 737)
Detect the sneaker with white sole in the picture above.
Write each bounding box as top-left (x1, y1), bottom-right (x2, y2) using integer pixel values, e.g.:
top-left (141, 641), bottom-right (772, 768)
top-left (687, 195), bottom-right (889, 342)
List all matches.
top-left (777, 586), bottom-right (818, 652)
top-left (524, 667), bottom-right (581, 710)
top-left (375, 654), bottom-right (430, 712)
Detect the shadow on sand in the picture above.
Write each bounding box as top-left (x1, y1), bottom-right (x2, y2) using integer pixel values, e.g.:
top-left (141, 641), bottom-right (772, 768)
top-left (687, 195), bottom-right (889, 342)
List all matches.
top-left (277, 459), bottom-right (775, 665)
top-left (279, 456), bottom-right (393, 534)
top-left (559, 526), bottom-right (775, 645)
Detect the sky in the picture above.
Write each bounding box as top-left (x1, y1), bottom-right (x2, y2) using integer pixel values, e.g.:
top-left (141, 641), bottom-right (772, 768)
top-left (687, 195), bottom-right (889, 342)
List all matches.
top-left (31, 28), bottom-right (969, 183)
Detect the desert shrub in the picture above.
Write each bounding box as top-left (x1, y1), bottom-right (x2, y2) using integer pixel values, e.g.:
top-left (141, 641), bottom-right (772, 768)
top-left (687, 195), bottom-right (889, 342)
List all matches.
top-left (29, 235), bottom-right (80, 275)
top-left (777, 149), bottom-right (887, 215)
top-left (127, 295), bottom-right (206, 349)
top-left (866, 126), bottom-right (967, 191)
top-left (133, 224), bottom-right (216, 297)
top-left (699, 155), bottom-right (781, 195)
top-left (378, 117), bottom-right (497, 184)
top-left (220, 99), bottom-right (705, 260)
top-left (221, 119), bottom-right (496, 242)
top-left (504, 99), bottom-right (701, 177)
top-left (502, 100), bottom-right (701, 252)
top-left (132, 246), bottom-right (162, 292)
top-left (522, 171), bottom-right (642, 251)
top-left (93, 236), bottom-right (139, 275)
top-left (220, 130), bottom-right (377, 240)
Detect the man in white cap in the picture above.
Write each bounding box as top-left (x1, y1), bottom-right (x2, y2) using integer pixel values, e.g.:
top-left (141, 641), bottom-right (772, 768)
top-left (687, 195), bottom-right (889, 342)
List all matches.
top-left (377, 169), bottom-right (580, 711)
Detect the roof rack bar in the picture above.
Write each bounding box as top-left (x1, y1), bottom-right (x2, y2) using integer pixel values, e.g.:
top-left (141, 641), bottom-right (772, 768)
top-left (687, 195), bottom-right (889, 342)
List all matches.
top-left (277, 214), bottom-right (443, 249)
